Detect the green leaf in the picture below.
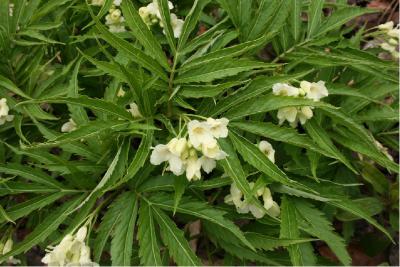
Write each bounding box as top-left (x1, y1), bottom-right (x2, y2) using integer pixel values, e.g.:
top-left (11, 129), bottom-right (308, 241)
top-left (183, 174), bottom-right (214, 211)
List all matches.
top-left (151, 206), bottom-right (202, 266)
top-left (149, 193), bottom-right (255, 251)
top-left (0, 195), bottom-right (84, 262)
top-left (0, 193), bottom-right (66, 224)
top-left (335, 197), bottom-right (383, 221)
top-left (304, 119), bottom-right (357, 173)
top-left (359, 162), bottom-right (390, 194)
top-left (218, 138), bottom-right (254, 203)
top-left (280, 196), bottom-right (306, 266)
top-left (307, 0), bottom-right (324, 38)
top-left (317, 6), bottom-right (375, 37)
top-left (231, 121), bottom-right (330, 157)
top-left (295, 199), bottom-right (351, 265)
top-left (288, 0), bottom-right (302, 42)
top-left (176, 59), bottom-right (277, 84)
top-left (121, 0), bottom-right (170, 70)
top-left (156, 0), bottom-right (176, 54)
top-left (137, 201), bottom-right (162, 266)
top-left (28, 120), bottom-right (132, 148)
top-left (0, 74), bottom-right (31, 99)
top-left (0, 204), bottom-right (14, 224)
top-left (19, 96), bottom-right (133, 120)
top-left (246, 232), bottom-right (316, 251)
top-left (226, 95), bottom-right (335, 120)
top-left (111, 192), bottom-right (138, 266)
top-left (179, 80), bottom-right (246, 98)
top-left (229, 131), bottom-right (305, 189)
top-left (89, 6), bottom-right (168, 81)
top-left (0, 163), bottom-right (65, 189)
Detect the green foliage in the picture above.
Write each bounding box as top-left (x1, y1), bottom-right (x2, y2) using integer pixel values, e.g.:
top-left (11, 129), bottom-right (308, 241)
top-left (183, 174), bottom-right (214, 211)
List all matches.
top-left (0, 0), bottom-right (398, 266)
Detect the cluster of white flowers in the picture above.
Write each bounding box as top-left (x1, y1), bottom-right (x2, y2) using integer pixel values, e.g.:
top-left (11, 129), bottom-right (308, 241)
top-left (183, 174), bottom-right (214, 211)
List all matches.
top-left (105, 1), bottom-right (126, 33)
top-left (42, 226), bottom-right (98, 266)
top-left (150, 118), bottom-right (229, 181)
top-left (91, 0), bottom-right (121, 6)
top-left (0, 238), bottom-right (20, 265)
top-left (139, 0), bottom-right (184, 38)
top-left (224, 182), bottom-right (280, 219)
top-left (377, 21), bottom-right (399, 59)
top-left (0, 98), bottom-right (14, 125)
top-left (273, 81), bottom-right (329, 127)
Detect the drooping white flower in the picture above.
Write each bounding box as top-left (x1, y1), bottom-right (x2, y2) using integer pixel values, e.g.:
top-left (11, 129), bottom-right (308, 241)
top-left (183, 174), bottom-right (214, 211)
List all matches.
top-left (388, 28), bottom-right (400, 38)
top-left (117, 88), bottom-right (126, 97)
top-left (170, 13), bottom-right (184, 38)
top-left (0, 238), bottom-right (20, 265)
top-left (188, 120), bottom-right (215, 149)
top-left (61, 118), bottom-right (77, 133)
top-left (206, 117), bottom-right (229, 138)
top-left (41, 226), bottom-right (97, 266)
top-left (301, 80), bottom-right (329, 102)
top-left (186, 153), bottom-right (202, 181)
top-left (380, 42), bottom-right (396, 53)
top-left (9, 3), bottom-right (14, 17)
top-left (201, 140), bottom-right (227, 160)
top-left (127, 103), bottom-right (142, 118)
top-left (277, 107), bottom-right (298, 125)
top-left (297, 106), bottom-right (313, 125)
top-left (0, 98), bottom-right (14, 125)
top-left (272, 83), bottom-right (299, 97)
top-left (199, 156), bottom-right (216, 174)
top-left (146, 0), bottom-right (173, 19)
top-left (378, 21), bottom-right (394, 31)
top-left (258, 140), bottom-right (275, 163)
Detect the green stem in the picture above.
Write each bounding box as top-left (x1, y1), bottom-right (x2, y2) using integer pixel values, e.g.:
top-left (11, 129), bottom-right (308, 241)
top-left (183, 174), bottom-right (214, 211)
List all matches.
top-left (167, 54), bottom-right (179, 117)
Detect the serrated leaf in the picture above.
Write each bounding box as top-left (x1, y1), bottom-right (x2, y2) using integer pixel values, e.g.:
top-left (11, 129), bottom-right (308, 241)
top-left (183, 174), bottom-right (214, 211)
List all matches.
top-left (0, 193), bottom-right (66, 224)
top-left (121, 0), bottom-right (169, 70)
top-left (149, 193), bottom-right (255, 251)
top-left (0, 163), bottom-right (65, 189)
top-left (156, 0), bottom-right (176, 54)
top-left (151, 206), bottom-right (202, 266)
top-left (111, 192), bottom-right (138, 266)
top-left (246, 232), bottom-right (316, 251)
top-left (176, 59), bottom-right (276, 84)
top-left (307, 0), bottom-right (324, 38)
top-left (137, 201), bottom-right (162, 266)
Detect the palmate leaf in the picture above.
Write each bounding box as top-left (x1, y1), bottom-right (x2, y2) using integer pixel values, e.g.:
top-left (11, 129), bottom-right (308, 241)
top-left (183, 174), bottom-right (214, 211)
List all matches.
top-left (0, 195), bottom-right (84, 262)
top-left (151, 205), bottom-right (202, 266)
top-left (110, 191), bottom-right (138, 266)
top-left (137, 201), bottom-right (162, 266)
top-left (148, 193), bottom-right (254, 250)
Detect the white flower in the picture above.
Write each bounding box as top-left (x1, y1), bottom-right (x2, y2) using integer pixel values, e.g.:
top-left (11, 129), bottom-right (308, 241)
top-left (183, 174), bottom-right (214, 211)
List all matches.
top-left (167, 137), bottom-right (188, 157)
top-left (378, 21), bottom-right (394, 31)
top-left (106, 8), bottom-right (126, 33)
top-left (109, 24), bottom-right (126, 33)
top-left (0, 238), bottom-right (21, 265)
top-left (186, 154), bottom-right (202, 181)
top-left (258, 141), bottom-right (275, 163)
top-left (128, 103), bottom-right (142, 118)
top-left (272, 83), bottom-right (299, 97)
top-left (170, 13), bottom-right (184, 38)
top-left (380, 42), bottom-right (396, 53)
top-left (301, 80), bottom-right (329, 101)
top-left (277, 107), bottom-right (297, 125)
top-left (201, 140), bottom-right (227, 160)
top-left (199, 156), bottom-right (216, 174)
top-left (188, 120), bottom-right (215, 149)
top-left (388, 28), bottom-right (399, 38)
top-left (206, 117), bottom-right (229, 138)
top-left (150, 144), bottom-right (185, 176)
top-left (117, 88), bottom-right (126, 97)
top-left (0, 98), bottom-right (14, 125)
top-left (146, 0), bottom-right (173, 19)
top-left (389, 38), bottom-right (398, 45)
top-left (91, 0), bottom-right (105, 6)
top-left (297, 106), bottom-right (313, 125)
top-left (113, 0), bottom-right (122, 6)
top-left (61, 118), bottom-right (77, 133)
top-left (42, 226), bottom-right (97, 266)
top-left (9, 3), bottom-right (14, 17)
